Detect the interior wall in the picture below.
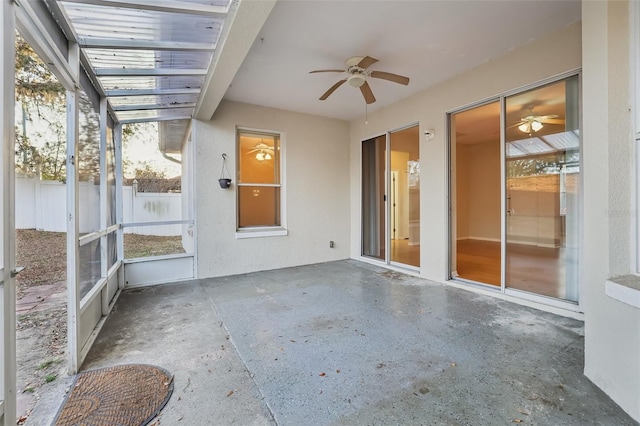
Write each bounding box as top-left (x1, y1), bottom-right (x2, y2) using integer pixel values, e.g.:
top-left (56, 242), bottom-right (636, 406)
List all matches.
top-left (390, 151), bottom-right (410, 239)
top-left (455, 144), bottom-right (470, 239)
top-left (468, 140), bottom-right (501, 241)
top-left (194, 100), bottom-right (350, 278)
top-left (582, 0), bottom-right (640, 421)
top-left (349, 21), bottom-right (581, 282)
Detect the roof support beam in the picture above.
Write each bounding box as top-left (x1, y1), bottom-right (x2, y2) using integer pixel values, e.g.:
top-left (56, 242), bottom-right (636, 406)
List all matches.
top-left (95, 68), bottom-right (206, 76)
top-left (56, 0), bottom-right (228, 17)
top-left (112, 103), bottom-right (197, 111)
top-left (105, 88), bottom-right (200, 97)
top-left (195, 0), bottom-right (278, 120)
top-left (80, 38), bottom-right (214, 51)
top-left (118, 115), bottom-right (191, 124)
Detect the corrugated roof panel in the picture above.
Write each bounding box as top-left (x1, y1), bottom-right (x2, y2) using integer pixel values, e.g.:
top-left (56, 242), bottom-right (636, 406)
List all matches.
top-left (510, 137), bottom-right (555, 156)
top-left (542, 130), bottom-right (580, 151)
top-left (85, 49), bottom-right (213, 70)
top-left (62, 3), bottom-right (223, 44)
top-left (57, 0), bottom-right (233, 149)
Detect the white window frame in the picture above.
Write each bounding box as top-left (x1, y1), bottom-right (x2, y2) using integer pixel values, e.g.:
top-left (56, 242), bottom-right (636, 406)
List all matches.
top-left (235, 127), bottom-right (287, 239)
top-left (634, 0), bottom-right (640, 274)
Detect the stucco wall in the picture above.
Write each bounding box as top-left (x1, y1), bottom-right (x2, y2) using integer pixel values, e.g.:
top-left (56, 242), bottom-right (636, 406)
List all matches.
top-left (349, 21), bottom-right (582, 283)
top-left (582, 0), bottom-right (640, 420)
top-left (194, 100), bottom-right (350, 277)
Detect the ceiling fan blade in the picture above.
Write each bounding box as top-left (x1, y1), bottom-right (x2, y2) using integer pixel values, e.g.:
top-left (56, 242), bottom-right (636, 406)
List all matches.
top-left (535, 114), bottom-right (559, 120)
top-left (357, 56), bottom-right (379, 69)
top-left (309, 69), bottom-right (344, 73)
top-left (370, 70), bottom-right (410, 86)
top-left (507, 121), bottom-right (526, 129)
top-left (319, 79), bottom-right (347, 100)
top-left (540, 118), bottom-right (565, 125)
top-left (360, 81), bottom-right (376, 104)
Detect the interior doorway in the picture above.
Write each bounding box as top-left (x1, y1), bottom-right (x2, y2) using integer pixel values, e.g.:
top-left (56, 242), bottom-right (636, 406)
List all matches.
top-left (362, 125), bottom-right (420, 269)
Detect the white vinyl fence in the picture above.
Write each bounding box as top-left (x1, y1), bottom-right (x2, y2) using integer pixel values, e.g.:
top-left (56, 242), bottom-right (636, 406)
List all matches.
top-left (16, 175), bottom-right (182, 235)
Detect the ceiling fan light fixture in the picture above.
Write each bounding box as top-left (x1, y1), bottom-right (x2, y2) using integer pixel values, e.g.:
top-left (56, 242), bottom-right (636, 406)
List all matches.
top-left (348, 74), bottom-right (366, 88)
top-left (531, 120), bottom-right (543, 132)
top-left (518, 122), bottom-right (530, 133)
top-left (256, 152), bottom-right (265, 161)
top-left (264, 153), bottom-right (272, 160)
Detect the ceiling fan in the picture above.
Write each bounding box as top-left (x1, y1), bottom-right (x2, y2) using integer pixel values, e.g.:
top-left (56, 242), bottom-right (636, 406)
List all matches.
top-left (510, 107), bottom-right (565, 134)
top-left (309, 56), bottom-right (410, 105)
top-left (247, 142), bottom-right (274, 161)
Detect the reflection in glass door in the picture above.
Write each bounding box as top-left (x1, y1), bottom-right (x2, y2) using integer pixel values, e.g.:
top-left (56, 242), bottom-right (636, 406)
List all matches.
top-left (505, 76), bottom-right (579, 301)
top-left (362, 126), bottom-right (420, 268)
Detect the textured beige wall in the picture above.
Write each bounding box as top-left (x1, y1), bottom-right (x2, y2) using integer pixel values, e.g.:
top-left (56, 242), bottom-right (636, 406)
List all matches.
top-left (194, 100), bottom-right (350, 278)
top-left (582, 0), bottom-right (640, 421)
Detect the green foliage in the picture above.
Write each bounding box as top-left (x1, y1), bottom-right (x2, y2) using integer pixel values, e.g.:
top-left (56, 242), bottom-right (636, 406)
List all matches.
top-left (44, 373), bottom-right (57, 383)
top-left (134, 162), bottom-right (167, 180)
top-left (15, 35), bottom-right (103, 183)
top-left (15, 35), bottom-right (65, 108)
top-left (37, 358), bottom-right (61, 370)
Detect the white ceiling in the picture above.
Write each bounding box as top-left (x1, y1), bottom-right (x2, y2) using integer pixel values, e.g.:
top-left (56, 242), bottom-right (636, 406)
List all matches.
top-left (223, 0), bottom-right (581, 122)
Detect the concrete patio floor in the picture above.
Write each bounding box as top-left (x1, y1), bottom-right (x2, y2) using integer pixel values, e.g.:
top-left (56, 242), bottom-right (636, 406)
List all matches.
top-left (29, 260), bottom-right (635, 425)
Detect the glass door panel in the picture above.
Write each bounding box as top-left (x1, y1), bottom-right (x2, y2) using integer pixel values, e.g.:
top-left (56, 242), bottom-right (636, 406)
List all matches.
top-left (450, 101), bottom-right (502, 286)
top-left (505, 76), bottom-right (579, 301)
top-left (362, 136), bottom-right (386, 261)
top-left (390, 126), bottom-right (420, 268)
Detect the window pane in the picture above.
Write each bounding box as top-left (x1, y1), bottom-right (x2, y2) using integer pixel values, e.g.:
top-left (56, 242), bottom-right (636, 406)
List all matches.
top-left (106, 126), bottom-right (116, 227)
top-left (238, 186), bottom-right (280, 227)
top-left (238, 132), bottom-right (280, 184)
top-left (78, 91), bottom-right (101, 234)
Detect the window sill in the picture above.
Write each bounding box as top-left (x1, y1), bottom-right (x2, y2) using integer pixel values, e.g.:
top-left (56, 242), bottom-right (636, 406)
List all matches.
top-left (235, 227), bottom-right (288, 239)
top-left (605, 275), bottom-right (640, 309)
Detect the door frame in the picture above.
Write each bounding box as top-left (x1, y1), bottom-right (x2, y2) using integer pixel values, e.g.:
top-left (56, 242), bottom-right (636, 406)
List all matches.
top-left (360, 122), bottom-right (420, 272)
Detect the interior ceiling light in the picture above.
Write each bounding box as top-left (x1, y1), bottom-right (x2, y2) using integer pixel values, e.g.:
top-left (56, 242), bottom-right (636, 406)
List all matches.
top-left (249, 141), bottom-right (274, 161)
top-left (518, 120), bottom-right (543, 134)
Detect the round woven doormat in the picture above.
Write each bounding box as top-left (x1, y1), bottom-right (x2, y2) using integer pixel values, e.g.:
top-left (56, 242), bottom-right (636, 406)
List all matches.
top-left (54, 364), bottom-right (174, 426)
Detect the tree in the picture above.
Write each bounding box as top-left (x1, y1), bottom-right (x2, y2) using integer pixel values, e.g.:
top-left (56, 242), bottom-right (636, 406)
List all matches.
top-left (14, 34), bottom-right (66, 180)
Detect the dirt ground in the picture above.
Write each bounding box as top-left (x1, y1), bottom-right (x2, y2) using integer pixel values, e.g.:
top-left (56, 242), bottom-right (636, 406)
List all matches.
top-left (15, 229), bottom-right (184, 423)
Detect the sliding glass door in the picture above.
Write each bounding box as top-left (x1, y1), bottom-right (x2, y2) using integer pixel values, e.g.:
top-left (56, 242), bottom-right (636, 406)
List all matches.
top-left (362, 126), bottom-right (420, 268)
top-left (362, 135), bottom-right (386, 261)
top-left (450, 74), bottom-right (580, 304)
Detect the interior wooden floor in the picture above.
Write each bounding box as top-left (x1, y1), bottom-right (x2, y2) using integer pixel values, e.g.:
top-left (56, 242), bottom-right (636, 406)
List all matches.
top-left (455, 239), bottom-right (570, 299)
top-left (390, 239), bottom-right (420, 268)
